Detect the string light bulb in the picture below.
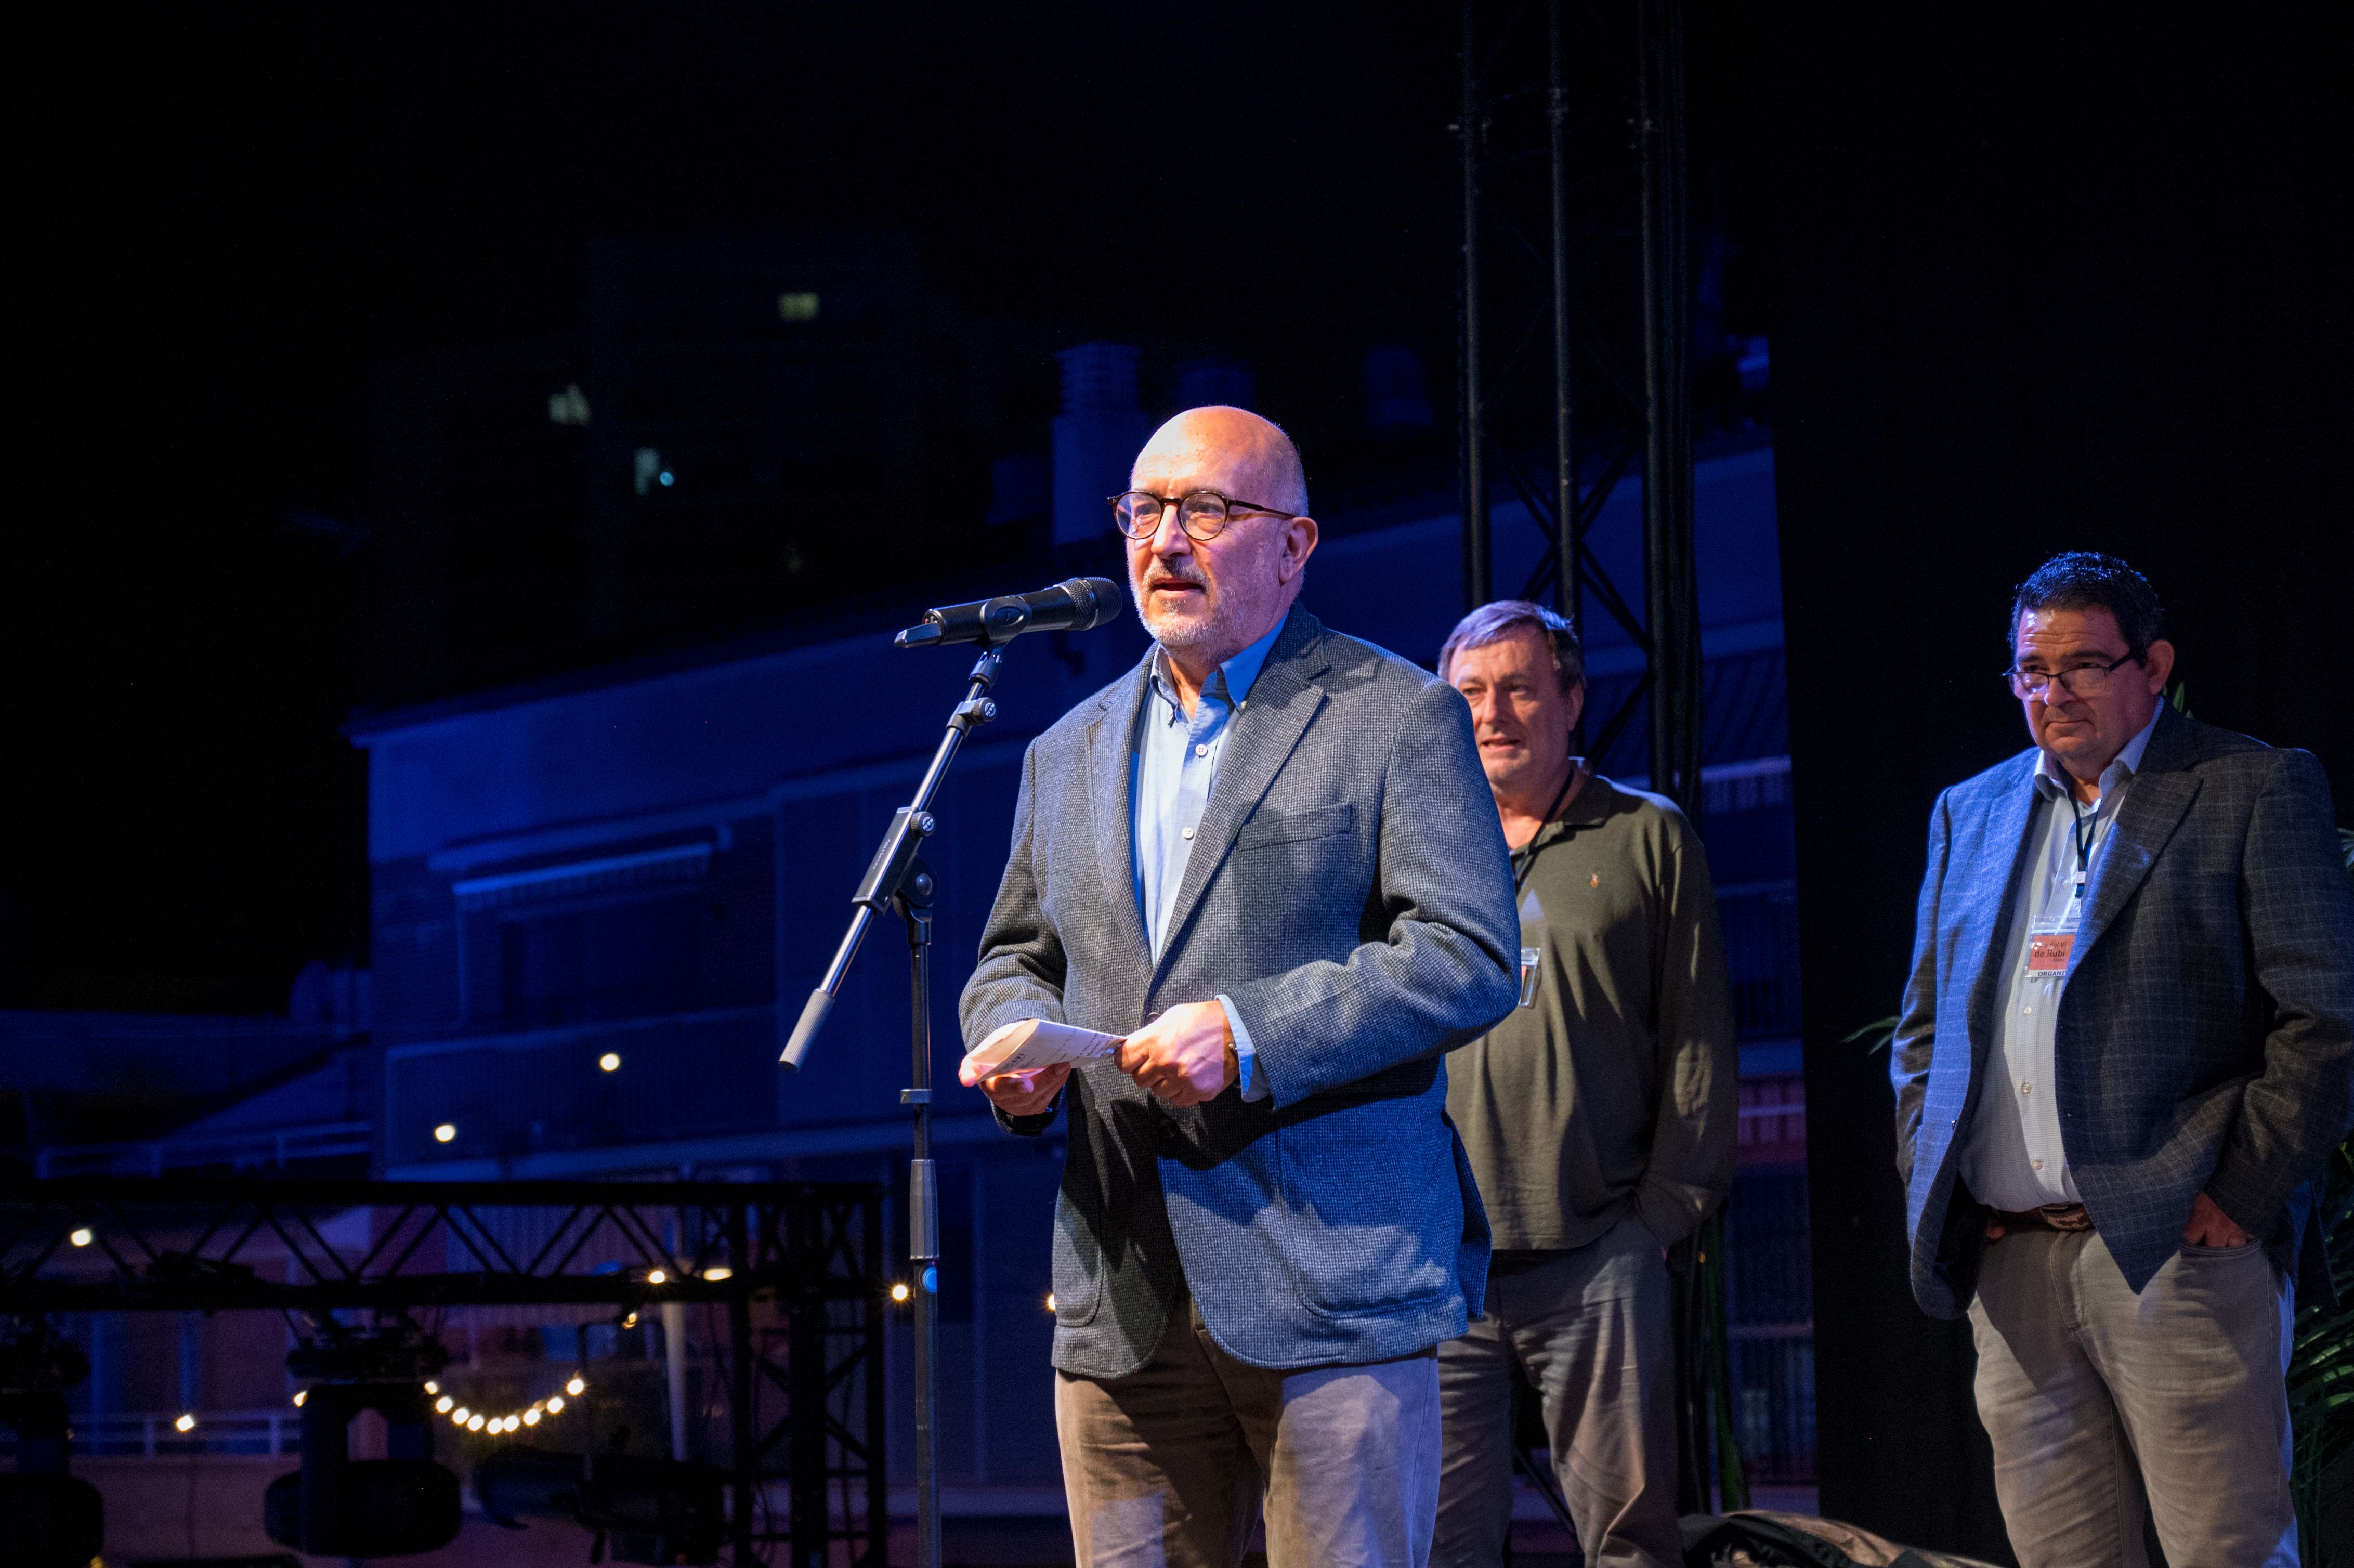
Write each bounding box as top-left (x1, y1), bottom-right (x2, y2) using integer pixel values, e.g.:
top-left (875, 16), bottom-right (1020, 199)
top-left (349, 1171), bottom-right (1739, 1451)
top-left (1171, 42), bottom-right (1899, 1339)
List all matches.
top-left (645, 1268), bottom-right (667, 1285)
top-left (565, 1376), bottom-right (585, 1396)
top-left (175, 1414), bottom-right (196, 1433)
top-left (891, 1282), bottom-right (911, 1303)
top-left (435, 1395), bottom-right (454, 1413)
top-left (547, 1396), bottom-right (566, 1414)
top-left (69, 1227), bottom-right (93, 1248)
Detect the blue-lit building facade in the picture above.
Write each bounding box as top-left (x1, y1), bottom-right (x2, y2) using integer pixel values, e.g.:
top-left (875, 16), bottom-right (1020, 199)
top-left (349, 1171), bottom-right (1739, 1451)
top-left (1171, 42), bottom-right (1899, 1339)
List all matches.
top-left (340, 432), bottom-right (1810, 1488)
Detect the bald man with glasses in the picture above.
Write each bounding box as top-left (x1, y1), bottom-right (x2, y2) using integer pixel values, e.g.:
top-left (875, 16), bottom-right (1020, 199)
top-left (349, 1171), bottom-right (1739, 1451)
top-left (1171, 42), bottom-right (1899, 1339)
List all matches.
top-left (960, 406), bottom-right (1520, 1567)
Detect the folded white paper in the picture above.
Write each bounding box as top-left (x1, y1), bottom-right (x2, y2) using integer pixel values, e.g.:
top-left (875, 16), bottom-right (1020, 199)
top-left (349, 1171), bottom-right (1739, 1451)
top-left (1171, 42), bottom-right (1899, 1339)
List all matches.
top-left (964, 1017), bottom-right (1123, 1078)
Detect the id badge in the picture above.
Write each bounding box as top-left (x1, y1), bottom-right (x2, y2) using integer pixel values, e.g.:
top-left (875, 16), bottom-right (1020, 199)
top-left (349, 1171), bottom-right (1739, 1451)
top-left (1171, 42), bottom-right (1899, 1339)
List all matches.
top-left (2025, 880), bottom-right (2086, 981)
top-left (1518, 947), bottom-right (1542, 1008)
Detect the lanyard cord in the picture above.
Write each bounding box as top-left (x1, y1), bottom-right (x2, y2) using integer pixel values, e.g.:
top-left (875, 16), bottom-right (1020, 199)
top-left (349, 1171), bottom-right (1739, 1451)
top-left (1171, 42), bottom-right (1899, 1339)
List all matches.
top-left (1511, 761), bottom-right (1585, 894)
top-left (2067, 790), bottom-right (2098, 893)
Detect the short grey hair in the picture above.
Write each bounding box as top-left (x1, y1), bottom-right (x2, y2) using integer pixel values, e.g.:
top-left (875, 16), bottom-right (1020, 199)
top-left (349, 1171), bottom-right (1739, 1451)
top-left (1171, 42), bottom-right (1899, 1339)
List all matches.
top-left (1438, 600), bottom-right (1585, 692)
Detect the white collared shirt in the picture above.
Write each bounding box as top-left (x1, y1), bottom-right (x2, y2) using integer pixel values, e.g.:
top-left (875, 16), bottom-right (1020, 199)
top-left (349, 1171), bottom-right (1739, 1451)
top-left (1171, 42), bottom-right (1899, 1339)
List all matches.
top-left (1958, 706), bottom-right (2163, 1212)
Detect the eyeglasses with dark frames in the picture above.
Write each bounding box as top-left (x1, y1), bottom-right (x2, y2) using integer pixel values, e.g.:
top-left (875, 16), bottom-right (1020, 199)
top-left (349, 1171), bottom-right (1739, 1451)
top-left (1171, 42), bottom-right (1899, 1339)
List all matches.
top-left (1109, 489), bottom-right (1303, 543)
top-left (2000, 651), bottom-right (2140, 700)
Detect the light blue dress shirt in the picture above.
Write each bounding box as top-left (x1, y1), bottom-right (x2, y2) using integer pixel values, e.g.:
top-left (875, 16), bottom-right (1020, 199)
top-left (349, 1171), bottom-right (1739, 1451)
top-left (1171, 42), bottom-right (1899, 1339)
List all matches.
top-left (1959, 705), bottom-right (2163, 1212)
top-left (1132, 619), bottom-right (1285, 1101)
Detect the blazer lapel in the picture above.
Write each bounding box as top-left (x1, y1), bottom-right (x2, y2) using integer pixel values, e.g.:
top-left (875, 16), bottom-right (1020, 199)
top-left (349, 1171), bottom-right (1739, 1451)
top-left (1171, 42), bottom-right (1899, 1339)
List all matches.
top-left (1084, 658), bottom-right (1154, 973)
top-left (2075, 711), bottom-right (2200, 966)
top-left (1149, 610), bottom-right (1331, 987)
top-left (1963, 754), bottom-right (2042, 1072)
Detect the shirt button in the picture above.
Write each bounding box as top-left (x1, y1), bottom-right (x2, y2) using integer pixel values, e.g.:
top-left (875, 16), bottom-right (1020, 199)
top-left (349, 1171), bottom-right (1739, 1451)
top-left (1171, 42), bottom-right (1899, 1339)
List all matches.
top-left (1194, 743), bottom-right (1209, 757)
top-left (2022, 1006), bottom-right (2033, 1015)
top-left (1181, 827), bottom-right (1194, 840)
top-left (2021, 1082), bottom-right (2033, 1094)
top-left (2032, 1158), bottom-right (2044, 1170)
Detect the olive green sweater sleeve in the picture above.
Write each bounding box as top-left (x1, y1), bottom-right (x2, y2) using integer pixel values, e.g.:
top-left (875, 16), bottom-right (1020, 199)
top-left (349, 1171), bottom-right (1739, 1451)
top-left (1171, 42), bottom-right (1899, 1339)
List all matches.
top-left (1631, 809), bottom-right (1739, 1248)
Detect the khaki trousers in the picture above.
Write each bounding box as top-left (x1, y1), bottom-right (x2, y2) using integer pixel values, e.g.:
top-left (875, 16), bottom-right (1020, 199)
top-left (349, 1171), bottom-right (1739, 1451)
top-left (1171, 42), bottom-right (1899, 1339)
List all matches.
top-left (1054, 1288), bottom-right (1442, 1568)
top-left (1432, 1217), bottom-right (1679, 1568)
top-left (1969, 1226), bottom-right (2297, 1568)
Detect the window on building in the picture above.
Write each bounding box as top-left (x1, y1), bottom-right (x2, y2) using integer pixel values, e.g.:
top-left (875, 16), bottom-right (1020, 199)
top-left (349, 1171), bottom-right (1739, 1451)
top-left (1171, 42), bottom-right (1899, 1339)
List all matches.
top-left (499, 893), bottom-right (701, 1029)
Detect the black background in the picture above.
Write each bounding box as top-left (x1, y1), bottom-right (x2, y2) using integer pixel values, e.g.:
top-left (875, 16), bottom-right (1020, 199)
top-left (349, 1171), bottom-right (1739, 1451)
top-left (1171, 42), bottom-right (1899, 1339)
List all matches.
top-left (1773, 6), bottom-right (2350, 1553)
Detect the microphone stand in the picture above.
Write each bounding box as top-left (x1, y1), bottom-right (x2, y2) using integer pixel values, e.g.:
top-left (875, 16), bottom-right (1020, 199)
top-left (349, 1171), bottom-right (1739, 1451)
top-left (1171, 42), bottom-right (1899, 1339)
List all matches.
top-left (780, 638), bottom-right (1008, 1568)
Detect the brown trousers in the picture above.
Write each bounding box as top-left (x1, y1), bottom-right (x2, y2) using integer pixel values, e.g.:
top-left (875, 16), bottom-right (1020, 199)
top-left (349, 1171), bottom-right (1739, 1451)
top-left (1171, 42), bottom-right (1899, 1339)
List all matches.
top-left (1054, 1288), bottom-right (1442, 1568)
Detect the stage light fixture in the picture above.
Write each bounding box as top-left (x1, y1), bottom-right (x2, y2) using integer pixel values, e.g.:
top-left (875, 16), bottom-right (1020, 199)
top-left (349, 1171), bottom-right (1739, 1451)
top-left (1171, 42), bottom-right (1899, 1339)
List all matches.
top-left (293, 1391), bottom-right (307, 1407)
top-left (433, 1123), bottom-right (457, 1143)
top-left (264, 1339), bottom-right (462, 1560)
top-left (0, 1318), bottom-right (106, 1567)
top-left (175, 1413), bottom-right (196, 1432)
top-left (67, 1227), bottom-right (92, 1248)
top-left (701, 1265), bottom-right (731, 1282)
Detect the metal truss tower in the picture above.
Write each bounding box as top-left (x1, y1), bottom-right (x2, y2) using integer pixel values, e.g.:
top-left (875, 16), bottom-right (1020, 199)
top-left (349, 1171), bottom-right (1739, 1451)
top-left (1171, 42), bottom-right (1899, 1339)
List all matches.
top-left (1456, 0), bottom-right (1702, 814)
top-left (1456, 0), bottom-right (1729, 1518)
top-left (0, 1178), bottom-right (887, 1566)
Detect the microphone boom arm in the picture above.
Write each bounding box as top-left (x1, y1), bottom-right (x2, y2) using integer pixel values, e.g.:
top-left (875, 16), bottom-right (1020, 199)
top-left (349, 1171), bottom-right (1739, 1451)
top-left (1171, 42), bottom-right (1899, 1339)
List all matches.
top-left (779, 644), bottom-right (1003, 1069)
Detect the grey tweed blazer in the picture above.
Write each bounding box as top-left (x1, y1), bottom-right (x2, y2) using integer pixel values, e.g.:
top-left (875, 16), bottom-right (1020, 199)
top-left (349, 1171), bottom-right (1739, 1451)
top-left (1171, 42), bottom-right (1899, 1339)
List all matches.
top-left (1892, 704), bottom-right (2354, 1317)
top-left (959, 607), bottom-right (1521, 1377)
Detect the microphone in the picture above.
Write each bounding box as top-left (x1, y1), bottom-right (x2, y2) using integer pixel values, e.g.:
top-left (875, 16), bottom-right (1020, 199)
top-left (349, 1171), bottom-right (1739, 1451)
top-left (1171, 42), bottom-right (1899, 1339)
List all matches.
top-left (895, 577), bottom-right (1125, 649)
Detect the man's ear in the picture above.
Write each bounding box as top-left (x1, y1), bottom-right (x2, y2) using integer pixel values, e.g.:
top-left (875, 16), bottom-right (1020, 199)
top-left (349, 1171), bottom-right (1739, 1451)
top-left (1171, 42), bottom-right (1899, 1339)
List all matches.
top-left (1564, 681), bottom-right (1588, 733)
top-left (2142, 638), bottom-right (2176, 692)
top-left (1278, 516), bottom-right (1319, 583)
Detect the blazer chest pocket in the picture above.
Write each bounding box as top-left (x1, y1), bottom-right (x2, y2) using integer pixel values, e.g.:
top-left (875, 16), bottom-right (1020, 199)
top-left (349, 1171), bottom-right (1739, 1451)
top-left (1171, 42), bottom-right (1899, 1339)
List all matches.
top-left (1233, 802), bottom-right (1355, 853)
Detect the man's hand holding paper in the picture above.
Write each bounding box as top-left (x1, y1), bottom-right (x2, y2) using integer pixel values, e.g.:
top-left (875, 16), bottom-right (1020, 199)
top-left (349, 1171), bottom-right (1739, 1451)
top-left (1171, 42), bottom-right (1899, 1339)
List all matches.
top-left (1111, 1000), bottom-right (1236, 1107)
top-left (959, 1017), bottom-right (1121, 1116)
top-left (959, 1008), bottom-right (1236, 1113)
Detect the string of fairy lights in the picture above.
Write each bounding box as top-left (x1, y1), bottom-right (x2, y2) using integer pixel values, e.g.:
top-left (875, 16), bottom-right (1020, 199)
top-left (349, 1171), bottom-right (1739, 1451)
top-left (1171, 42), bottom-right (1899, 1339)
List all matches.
top-left (288, 1373), bottom-right (590, 1439)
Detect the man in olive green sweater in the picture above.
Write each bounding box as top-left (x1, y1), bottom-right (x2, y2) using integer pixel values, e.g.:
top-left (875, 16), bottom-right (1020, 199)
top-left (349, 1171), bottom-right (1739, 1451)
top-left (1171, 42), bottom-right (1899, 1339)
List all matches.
top-left (1433, 601), bottom-right (1738, 1568)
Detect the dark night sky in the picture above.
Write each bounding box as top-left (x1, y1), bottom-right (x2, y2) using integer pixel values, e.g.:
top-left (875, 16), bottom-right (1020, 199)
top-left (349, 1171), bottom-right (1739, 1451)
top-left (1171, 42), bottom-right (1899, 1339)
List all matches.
top-left (8, 5), bottom-right (1771, 1012)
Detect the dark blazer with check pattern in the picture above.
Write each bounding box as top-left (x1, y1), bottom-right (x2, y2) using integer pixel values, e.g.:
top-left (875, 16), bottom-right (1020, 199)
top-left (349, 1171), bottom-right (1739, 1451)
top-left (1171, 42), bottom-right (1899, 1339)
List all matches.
top-left (1892, 703), bottom-right (2354, 1317)
top-left (958, 607), bottom-right (1522, 1377)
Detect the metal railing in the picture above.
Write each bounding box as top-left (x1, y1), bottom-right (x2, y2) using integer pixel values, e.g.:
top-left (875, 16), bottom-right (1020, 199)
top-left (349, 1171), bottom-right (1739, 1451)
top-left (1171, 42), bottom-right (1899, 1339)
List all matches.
top-left (0, 1408), bottom-right (305, 1459)
top-left (34, 1120), bottom-right (372, 1180)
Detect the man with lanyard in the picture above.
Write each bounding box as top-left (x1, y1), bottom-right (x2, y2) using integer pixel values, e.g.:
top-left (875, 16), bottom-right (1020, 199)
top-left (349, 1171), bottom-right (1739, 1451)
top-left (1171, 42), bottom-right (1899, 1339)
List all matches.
top-left (1891, 552), bottom-right (2354, 1566)
top-left (1432, 600), bottom-right (1737, 1568)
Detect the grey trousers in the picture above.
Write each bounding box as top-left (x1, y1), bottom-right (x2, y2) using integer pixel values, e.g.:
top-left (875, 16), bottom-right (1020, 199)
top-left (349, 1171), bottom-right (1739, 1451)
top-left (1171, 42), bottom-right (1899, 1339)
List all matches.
top-left (1433, 1218), bottom-right (1681, 1568)
top-left (1969, 1226), bottom-right (2297, 1568)
top-left (1054, 1288), bottom-right (1442, 1568)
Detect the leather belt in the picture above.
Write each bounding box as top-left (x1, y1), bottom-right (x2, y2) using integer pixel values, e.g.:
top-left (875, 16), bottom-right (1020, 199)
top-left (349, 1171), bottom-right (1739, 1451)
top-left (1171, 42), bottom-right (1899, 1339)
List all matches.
top-left (1992, 1203), bottom-right (2093, 1234)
